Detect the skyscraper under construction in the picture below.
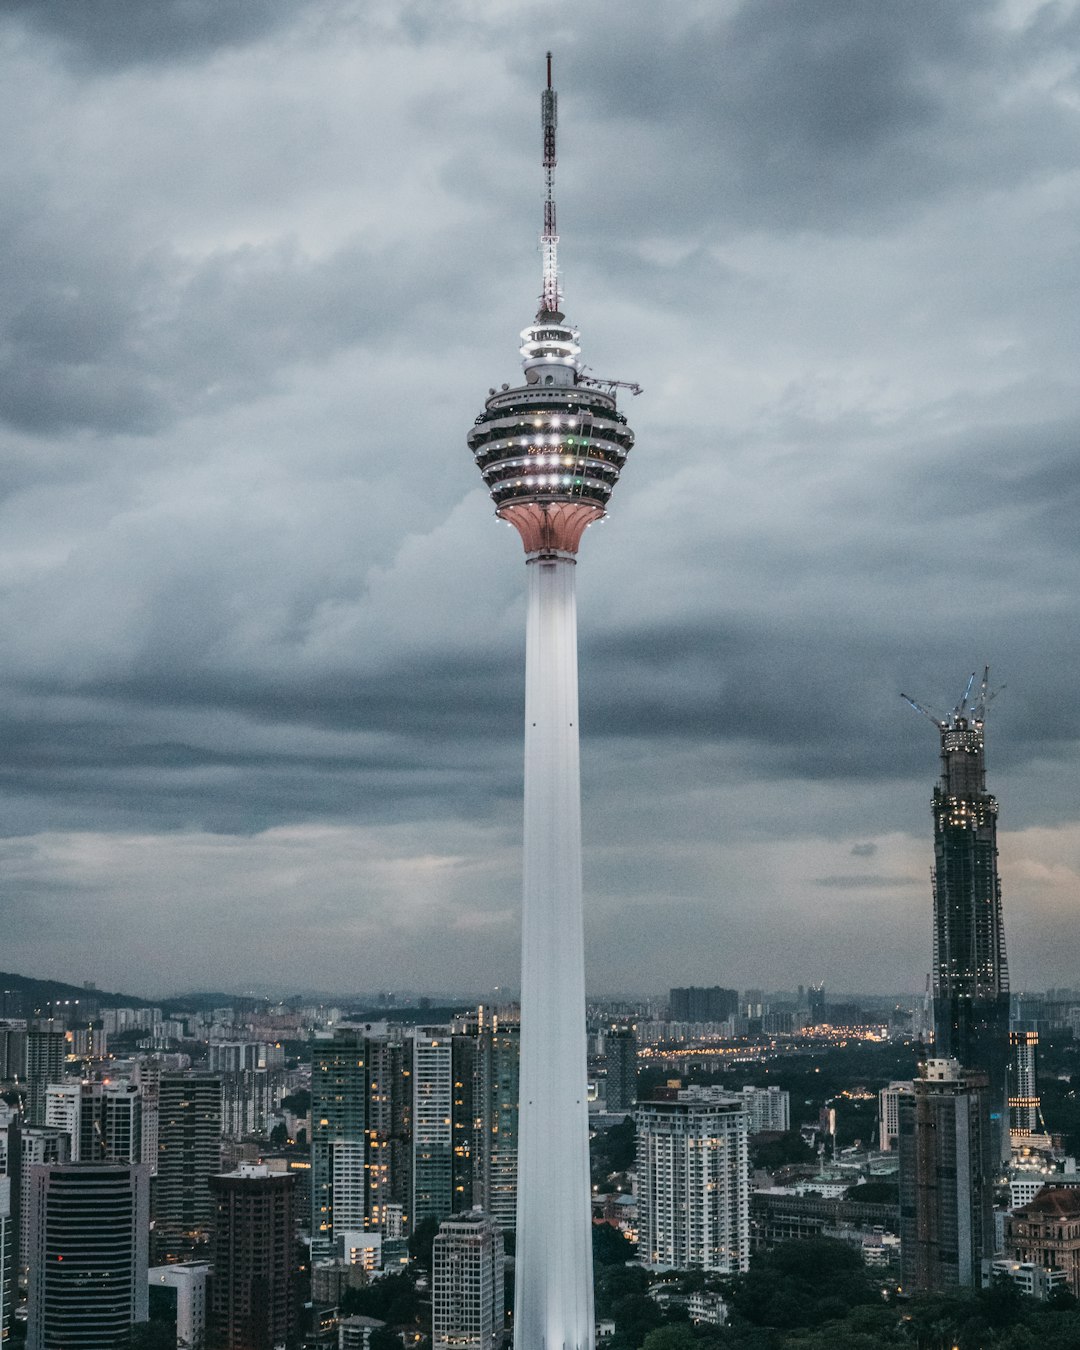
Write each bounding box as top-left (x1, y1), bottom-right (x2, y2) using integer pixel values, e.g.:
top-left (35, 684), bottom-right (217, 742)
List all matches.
top-left (904, 669), bottom-right (1010, 1162)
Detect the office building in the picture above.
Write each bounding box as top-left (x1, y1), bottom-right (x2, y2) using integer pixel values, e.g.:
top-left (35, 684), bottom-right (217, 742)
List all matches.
top-left (153, 1073), bottom-right (222, 1263)
top-left (18, 1129), bottom-right (70, 1274)
top-left (1008, 1025), bottom-right (1041, 1141)
top-left (148, 1262), bottom-right (209, 1350)
top-left (466, 57), bottom-right (638, 1350)
top-left (26, 1162), bottom-right (149, 1350)
top-left (905, 672), bottom-right (1010, 1160)
top-left (741, 1085), bottom-right (789, 1134)
top-left (604, 1026), bottom-right (638, 1114)
top-left (311, 1027), bottom-right (369, 1259)
top-left (25, 1022), bottom-right (66, 1128)
top-left (208, 1163), bottom-right (296, 1350)
top-left (432, 1211), bottom-right (504, 1350)
top-left (364, 1033), bottom-right (412, 1236)
top-left (0, 1177), bottom-right (11, 1346)
top-left (412, 1031), bottom-right (454, 1225)
top-left (898, 1058), bottom-right (995, 1290)
top-left (879, 1081), bottom-right (915, 1152)
top-left (636, 1090), bottom-right (749, 1273)
top-left (45, 1082), bottom-right (141, 1163)
top-left (0, 1022), bottom-right (26, 1083)
top-left (474, 1011), bottom-right (519, 1232)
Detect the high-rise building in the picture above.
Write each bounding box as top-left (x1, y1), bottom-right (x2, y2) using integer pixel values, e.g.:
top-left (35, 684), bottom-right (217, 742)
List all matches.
top-left (26, 1162), bottom-right (150, 1350)
top-left (474, 1011), bottom-right (519, 1233)
top-left (0, 1176), bottom-right (12, 1347)
top-left (17, 1129), bottom-right (70, 1275)
top-left (1008, 1025), bottom-right (1041, 1141)
top-left (148, 1262), bottom-right (210, 1350)
top-left (25, 1022), bottom-right (66, 1128)
top-left (603, 1026), bottom-right (638, 1114)
top-left (667, 989), bottom-right (738, 1023)
top-left (0, 1022), bottom-right (26, 1083)
top-left (741, 1085), bottom-right (789, 1135)
top-left (153, 1073), bottom-right (222, 1263)
top-left (636, 1089), bottom-right (749, 1274)
top-left (905, 671), bottom-right (1010, 1161)
top-left (412, 1031), bottom-right (454, 1226)
top-left (208, 1163), bottom-right (296, 1350)
top-left (311, 1027), bottom-right (369, 1260)
top-left (466, 57), bottom-right (638, 1350)
top-left (432, 1211), bottom-right (505, 1350)
top-left (878, 1081), bottom-right (915, 1152)
top-left (44, 1082), bottom-right (141, 1163)
top-left (897, 1057), bottom-right (995, 1291)
top-left (451, 1033), bottom-right (476, 1214)
top-left (365, 1033), bottom-right (412, 1236)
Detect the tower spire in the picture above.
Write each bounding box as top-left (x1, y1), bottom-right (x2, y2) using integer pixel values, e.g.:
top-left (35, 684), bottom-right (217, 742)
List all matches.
top-left (540, 51), bottom-right (560, 317)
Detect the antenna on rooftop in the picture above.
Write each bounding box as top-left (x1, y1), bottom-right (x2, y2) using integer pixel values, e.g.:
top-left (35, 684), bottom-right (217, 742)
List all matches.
top-left (540, 52), bottom-right (560, 317)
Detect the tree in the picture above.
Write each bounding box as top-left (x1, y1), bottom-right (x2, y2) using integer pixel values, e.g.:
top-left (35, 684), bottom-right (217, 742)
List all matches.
top-left (641, 1325), bottom-right (698, 1350)
top-left (594, 1222), bottom-right (635, 1267)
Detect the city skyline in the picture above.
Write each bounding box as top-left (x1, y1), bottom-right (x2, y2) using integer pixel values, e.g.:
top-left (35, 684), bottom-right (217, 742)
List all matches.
top-left (1, 2), bottom-right (1079, 996)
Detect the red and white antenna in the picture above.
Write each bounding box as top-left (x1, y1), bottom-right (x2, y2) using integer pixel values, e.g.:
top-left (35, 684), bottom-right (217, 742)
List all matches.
top-left (540, 51), bottom-right (560, 316)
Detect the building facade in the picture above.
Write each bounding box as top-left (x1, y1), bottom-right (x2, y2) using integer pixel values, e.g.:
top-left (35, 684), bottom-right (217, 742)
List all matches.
top-left (208, 1163), bottom-right (296, 1350)
top-left (474, 1012), bottom-right (519, 1232)
top-left (879, 1081), bottom-right (915, 1152)
top-left (44, 1082), bottom-right (141, 1164)
top-left (432, 1211), bottom-right (505, 1350)
top-left (636, 1091), bottom-right (749, 1273)
top-left (1005, 1187), bottom-right (1080, 1297)
top-left (153, 1073), bottom-right (223, 1263)
top-left (26, 1162), bottom-right (149, 1350)
top-left (898, 1058), bottom-right (995, 1291)
top-left (25, 1023), bottom-right (66, 1128)
top-left (908, 675), bottom-right (1010, 1161)
top-left (1008, 1026), bottom-right (1041, 1141)
top-left (604, 1026), bottom-right (638, 1114)
top-left (741, 1085), bottom-right (789, 1135)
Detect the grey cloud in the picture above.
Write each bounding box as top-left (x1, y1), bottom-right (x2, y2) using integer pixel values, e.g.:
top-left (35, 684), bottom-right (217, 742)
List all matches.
top-left (850, 843), bottom-right (876, 857)
top-left (0, 0), bottom-right (312, 70)
top-left (814, 874), bottom-right (919, 889)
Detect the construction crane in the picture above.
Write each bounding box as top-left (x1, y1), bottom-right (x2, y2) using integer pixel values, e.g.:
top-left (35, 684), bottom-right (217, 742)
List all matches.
top-left (901, 665), bottom-right (1003, 729)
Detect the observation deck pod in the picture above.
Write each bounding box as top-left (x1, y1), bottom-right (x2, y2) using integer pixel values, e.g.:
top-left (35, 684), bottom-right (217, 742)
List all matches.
top-left (468, 376), bottom-right (635, 554)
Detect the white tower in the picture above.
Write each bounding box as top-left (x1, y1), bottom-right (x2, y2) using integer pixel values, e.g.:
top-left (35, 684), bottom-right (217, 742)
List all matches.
top-left (467, 55), bottom-right (639, 1350)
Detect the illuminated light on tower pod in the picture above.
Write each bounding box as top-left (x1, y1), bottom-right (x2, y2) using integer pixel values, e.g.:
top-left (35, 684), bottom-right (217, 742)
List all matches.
top-left (467, 55), bottom-right (640, 1350)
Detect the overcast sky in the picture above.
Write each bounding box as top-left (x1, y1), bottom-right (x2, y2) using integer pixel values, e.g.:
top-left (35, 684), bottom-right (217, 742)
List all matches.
top-left (1, 0), bottom-right (1078, 1000)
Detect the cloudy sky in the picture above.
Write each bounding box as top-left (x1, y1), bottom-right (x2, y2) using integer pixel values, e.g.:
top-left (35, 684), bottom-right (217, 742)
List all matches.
top-left (1, 0), bottom-right (1078, 1000)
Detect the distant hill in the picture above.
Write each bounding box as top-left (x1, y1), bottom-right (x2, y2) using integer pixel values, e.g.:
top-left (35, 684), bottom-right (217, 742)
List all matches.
top-left (0, 971), bottom-right (152, 1019)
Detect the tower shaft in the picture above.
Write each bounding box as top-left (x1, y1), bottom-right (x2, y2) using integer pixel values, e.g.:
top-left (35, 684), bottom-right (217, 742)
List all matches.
top-left (516, 552), bottom-right (593, 1350)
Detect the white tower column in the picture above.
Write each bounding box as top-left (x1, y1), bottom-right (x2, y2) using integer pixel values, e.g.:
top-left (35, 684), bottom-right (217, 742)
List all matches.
top-left (515, 550), bottom-right (593, 1350)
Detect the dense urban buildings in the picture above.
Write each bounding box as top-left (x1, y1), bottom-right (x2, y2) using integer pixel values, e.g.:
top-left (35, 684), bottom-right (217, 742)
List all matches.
top-left (148, 1262), bottom-right (210, 1350)
top-left (898, 1058), bottom-right (995, 1291)
top-left (906, 672), bottom-right (1011, 1161)
top-left (432, 1211), bottom-right (505, 1350)
top-left (208, 1163), bottom-right (296, 1350)
top-left (1005, 1188), bottom-right (1080, 1297)
top-left (473, 1010), bottom-right (519, 1231)
top-left (25, 1162), bottom-right (149, 1350)
top-left (466, 55), bottom-right (638, 1350)
top-left (636, 1087), bottom-right (749, 1274)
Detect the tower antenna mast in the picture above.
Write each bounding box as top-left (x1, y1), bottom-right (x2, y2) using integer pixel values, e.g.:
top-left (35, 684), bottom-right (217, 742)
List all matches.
top-left (540, 51), bottom-right (560, 316)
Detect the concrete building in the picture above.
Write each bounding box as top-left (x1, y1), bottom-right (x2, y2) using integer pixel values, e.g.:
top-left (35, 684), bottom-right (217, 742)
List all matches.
top-left (1008, 1026), bottom-right (1041, 1141)
top-left (25, 1022), bottom-right (66, 1128)
top-left (907, 674), bottom-right (1011, 1162)
top-left (878, 1081), bottom-right (915, 1152)
top-left (153, 1073), bottom-right (222, 1263)
top-left (741, 1085), bottom-right (789, 1135)
top-left (982, 1257), bottom-right (1068, 1301)
top-left (412, 1031), bottom-right (454, 1226)
top-left (636, 1091), bottom-right (749, 1273)
top-left (898, 1058), bottom-right (995, 1291)
top-left (339, 1315), bottom-right (387, 1350)
top-left (474, 1010), bottom-right (519, 1232)
top-left (0, 1177), bottom-right (12, 1346)
top-left (148, 1262), bottom-right (210, 1350)
top-left (44, 1081), bottom-right (141, 1163)
top-left (311, 1026), bottom-right (370, 1260)
top-left (432, 1211), bottom-right (505, 1350)
top-left (1005, 1186), bottom-right (1080, 1297)
top-left (17, 1129), bottom-right (70, 1274)
top-left (0, 1022), bottom-right (26, 1083)
top-left (603, 1026), bottom-right (638, 1114)
top-left (668, 989), bottom-right (738, 1023)
top-left (26, 1162), bottom-right (149, 1350)
top-left (208, 1163), bottom-right (296, 1350)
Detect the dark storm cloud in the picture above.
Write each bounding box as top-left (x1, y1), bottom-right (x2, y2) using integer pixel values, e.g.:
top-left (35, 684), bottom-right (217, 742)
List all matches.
top-left (2, 0), bottom-right (1078, 992)
top-left (0, 0), bottom-right (311, 70)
